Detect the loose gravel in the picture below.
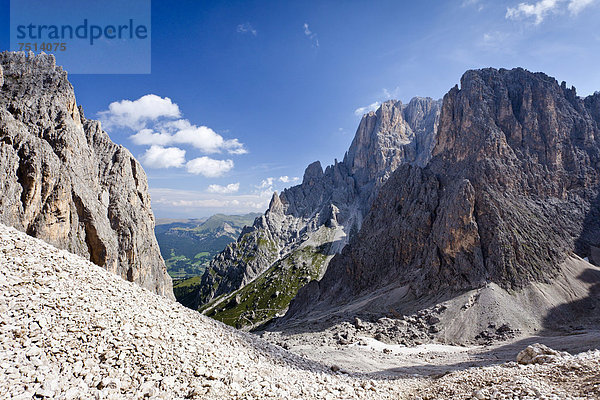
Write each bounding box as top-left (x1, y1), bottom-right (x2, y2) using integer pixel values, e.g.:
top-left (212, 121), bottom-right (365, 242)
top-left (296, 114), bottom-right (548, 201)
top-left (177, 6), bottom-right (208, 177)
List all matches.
top-left (1, 224), bottom-right (599, 399)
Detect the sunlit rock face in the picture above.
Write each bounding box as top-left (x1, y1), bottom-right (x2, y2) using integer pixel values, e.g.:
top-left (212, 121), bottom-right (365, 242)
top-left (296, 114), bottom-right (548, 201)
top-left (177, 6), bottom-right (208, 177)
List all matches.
top-left (287, 68), bottom-right (600, 326)
top-left (196, 97), bottom-right (441, 327)
top-left (0, 51), bottom-right (173, 299)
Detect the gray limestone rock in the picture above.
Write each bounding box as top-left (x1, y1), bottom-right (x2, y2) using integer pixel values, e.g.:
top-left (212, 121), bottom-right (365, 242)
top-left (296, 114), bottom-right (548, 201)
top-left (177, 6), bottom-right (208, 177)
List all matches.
top-left (196, 98), bottom-right (441, 326)
top-left (0, 51), bottom-right (173, 299)
top-left (5, 222), bottom-right (596, 399)
top-left (517, 343), bottom-right (569, 365)
top-left (285, 68), bottom-right (600, 330)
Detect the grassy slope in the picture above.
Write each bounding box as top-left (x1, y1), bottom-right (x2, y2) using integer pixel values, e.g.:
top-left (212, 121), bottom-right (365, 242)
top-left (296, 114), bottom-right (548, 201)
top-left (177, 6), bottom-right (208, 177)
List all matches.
top-left (172, 276), bottom-right (204, 309)
top-left (155, 213), bottom-right (261, 280)
top-left (199, 227), bottom-right (336, 330)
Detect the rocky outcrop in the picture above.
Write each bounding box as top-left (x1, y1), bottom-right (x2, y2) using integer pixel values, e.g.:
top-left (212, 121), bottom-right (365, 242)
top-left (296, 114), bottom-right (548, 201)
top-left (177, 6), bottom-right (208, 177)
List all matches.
top-left (0, 51), bottom-right (173, 299)
top-left (285, 68), bottom-right (600, 337)
top-left (517, 343), bottom-right (570, 365)
top-left (196, 98), bottom-right (441, 327)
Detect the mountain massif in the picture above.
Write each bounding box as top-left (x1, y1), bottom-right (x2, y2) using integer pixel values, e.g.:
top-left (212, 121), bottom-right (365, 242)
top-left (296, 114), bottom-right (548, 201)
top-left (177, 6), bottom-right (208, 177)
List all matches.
top-left (0, 52), bottom-right (173, 299)
top-left (195, 97), bottom-right (442, 327)
top-left (1, 51), bottom-right (600, 399)
top-left (283, 68), bottom-right (600, 343)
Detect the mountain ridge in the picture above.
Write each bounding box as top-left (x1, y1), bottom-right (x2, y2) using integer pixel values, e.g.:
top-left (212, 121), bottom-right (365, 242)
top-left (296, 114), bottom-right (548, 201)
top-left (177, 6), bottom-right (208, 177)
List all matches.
top-left (195, 97), bottom-right (442, 328)
top-left (283, 67), bottom-right (600, 343)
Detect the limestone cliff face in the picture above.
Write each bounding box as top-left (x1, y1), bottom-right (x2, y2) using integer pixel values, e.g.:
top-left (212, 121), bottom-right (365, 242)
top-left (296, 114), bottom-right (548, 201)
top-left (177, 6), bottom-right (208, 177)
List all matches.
top-left (287, 68), bottom-right (600, 321)
top-left (0, 52), bottom-right (173, 299)
top-left (196, 98), bottom-right (441, 327)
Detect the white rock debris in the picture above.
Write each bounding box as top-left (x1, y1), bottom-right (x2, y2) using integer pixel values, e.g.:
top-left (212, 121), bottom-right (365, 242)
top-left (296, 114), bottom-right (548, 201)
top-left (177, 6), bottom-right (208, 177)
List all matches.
top-left (517, 343), bottom-right (571, 365)
top-left (1, 223), bottom-right (599, 399)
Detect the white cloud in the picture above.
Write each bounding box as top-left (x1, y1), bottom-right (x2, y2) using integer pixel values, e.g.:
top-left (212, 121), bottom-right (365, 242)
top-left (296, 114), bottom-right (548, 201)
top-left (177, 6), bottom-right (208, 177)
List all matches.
top-left (354, 102), bottom-right (381, 116)
top-left (252, 176), bottom-right (299, 199)
top-left (353, 88), bottom-right (400, 119)
top-left (130, 128), bottom-right (172, 146)
top-left (207, 183), bottom-right (240, 194)
top-left (130, 119), bottom-right (247, 155)
top-left (278, 176), bottom-right (299, 183)
top-left (150, 188), bottom-right (273, 217)
top-left (100, 95), bottom-right (247, 175)
top-left (568, 0), bottom-right (595, 14)
top-left (482, 31), bottom-right (511, 48)
top-left (506, 0), bottom-right (561, 24)
top-left (303, 23), bottom-right (312, 36)
top-left (98, 94), bottom-right (181, 130)
top-left (222, 139), bottom-right (248, 155)
top-left (237, 22), bottom-right (257, 36)
top-left (169, 120), bottom-right (247, 154)
top-left (303, 23), bottom-right (319, 48)
top-left (186, 157), bottom-right (234, 177)
top-left (140, 145), bottom-right (186, 169)
top-left (506, 0), bottom-right (595, 24)
top-left (258, 177), bottom-right (274, 189)
top-left (462, 0), bottom-right (485, 10)
top-left (382, 87), bottom-right (400, 99)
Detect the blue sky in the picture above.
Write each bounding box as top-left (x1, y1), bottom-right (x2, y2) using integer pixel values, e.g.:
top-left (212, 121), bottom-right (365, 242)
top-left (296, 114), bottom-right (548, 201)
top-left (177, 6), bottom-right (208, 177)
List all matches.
top-left (1, 0), bottom-right (599, 218)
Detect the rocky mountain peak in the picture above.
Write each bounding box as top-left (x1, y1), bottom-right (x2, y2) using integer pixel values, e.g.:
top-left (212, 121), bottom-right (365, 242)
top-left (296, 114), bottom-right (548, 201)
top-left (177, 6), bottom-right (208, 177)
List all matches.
top-left (268, 191), bottom-right (284, 214)
top-left (285, 68), bottom-right (600, 338)
top-left (344, 97), bottom-right (441, 190)
top-left (0, 51), bottom-right (173, 299)
top-left (433, 67), bottom-right (599, 191)
top-left (302, 161), bottom-right (324, 185)
top-left (195, 96), bottom-right (441, 328)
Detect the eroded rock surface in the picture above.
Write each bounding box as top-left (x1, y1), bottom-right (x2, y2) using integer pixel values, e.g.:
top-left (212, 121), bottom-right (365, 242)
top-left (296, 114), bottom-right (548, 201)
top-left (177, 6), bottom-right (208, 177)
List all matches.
top-left (0, 52), bottom-right (172, 298)
top-left (285, 68), bottom-right (600, 341)
top-left (517, 343), bottom-right (570, 365)
top-left (196, 98), bottom-right (442, 327)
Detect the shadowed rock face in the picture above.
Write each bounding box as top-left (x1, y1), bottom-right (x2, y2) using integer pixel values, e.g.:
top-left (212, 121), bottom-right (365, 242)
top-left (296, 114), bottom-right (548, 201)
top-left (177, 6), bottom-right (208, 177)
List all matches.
top-left (195, 98), bottom-right (441, 325)
top-left (0, 52), bottom-right (173, 299)
top-left (287, 68), bottom-right (600, 319)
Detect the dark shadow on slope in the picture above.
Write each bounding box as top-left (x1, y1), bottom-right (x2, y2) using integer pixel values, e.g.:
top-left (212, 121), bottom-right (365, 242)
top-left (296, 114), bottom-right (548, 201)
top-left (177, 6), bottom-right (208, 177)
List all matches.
top-left (259, 191), bottom-right (600, 377)
top-left (575, 189), bottom-right (600, 266)
top-left (262, 285), bottom-right (456, 335)
top-left (260, 262), bottom-right (600, 378)
top-left (542, 268), bottom-right (600, 332)
top-left (368, 190), bottom-right (600, 377)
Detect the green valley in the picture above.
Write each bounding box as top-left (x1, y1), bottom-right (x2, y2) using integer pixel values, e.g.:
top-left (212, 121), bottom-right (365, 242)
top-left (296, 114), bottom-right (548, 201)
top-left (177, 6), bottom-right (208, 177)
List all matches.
top-left (155, 213), bottom-right (261, 306)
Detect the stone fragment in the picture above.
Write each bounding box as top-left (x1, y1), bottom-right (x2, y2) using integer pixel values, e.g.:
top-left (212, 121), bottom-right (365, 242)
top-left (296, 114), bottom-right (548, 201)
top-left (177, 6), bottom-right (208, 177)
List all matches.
top-left (517, 343), bottom-right (570, 365)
